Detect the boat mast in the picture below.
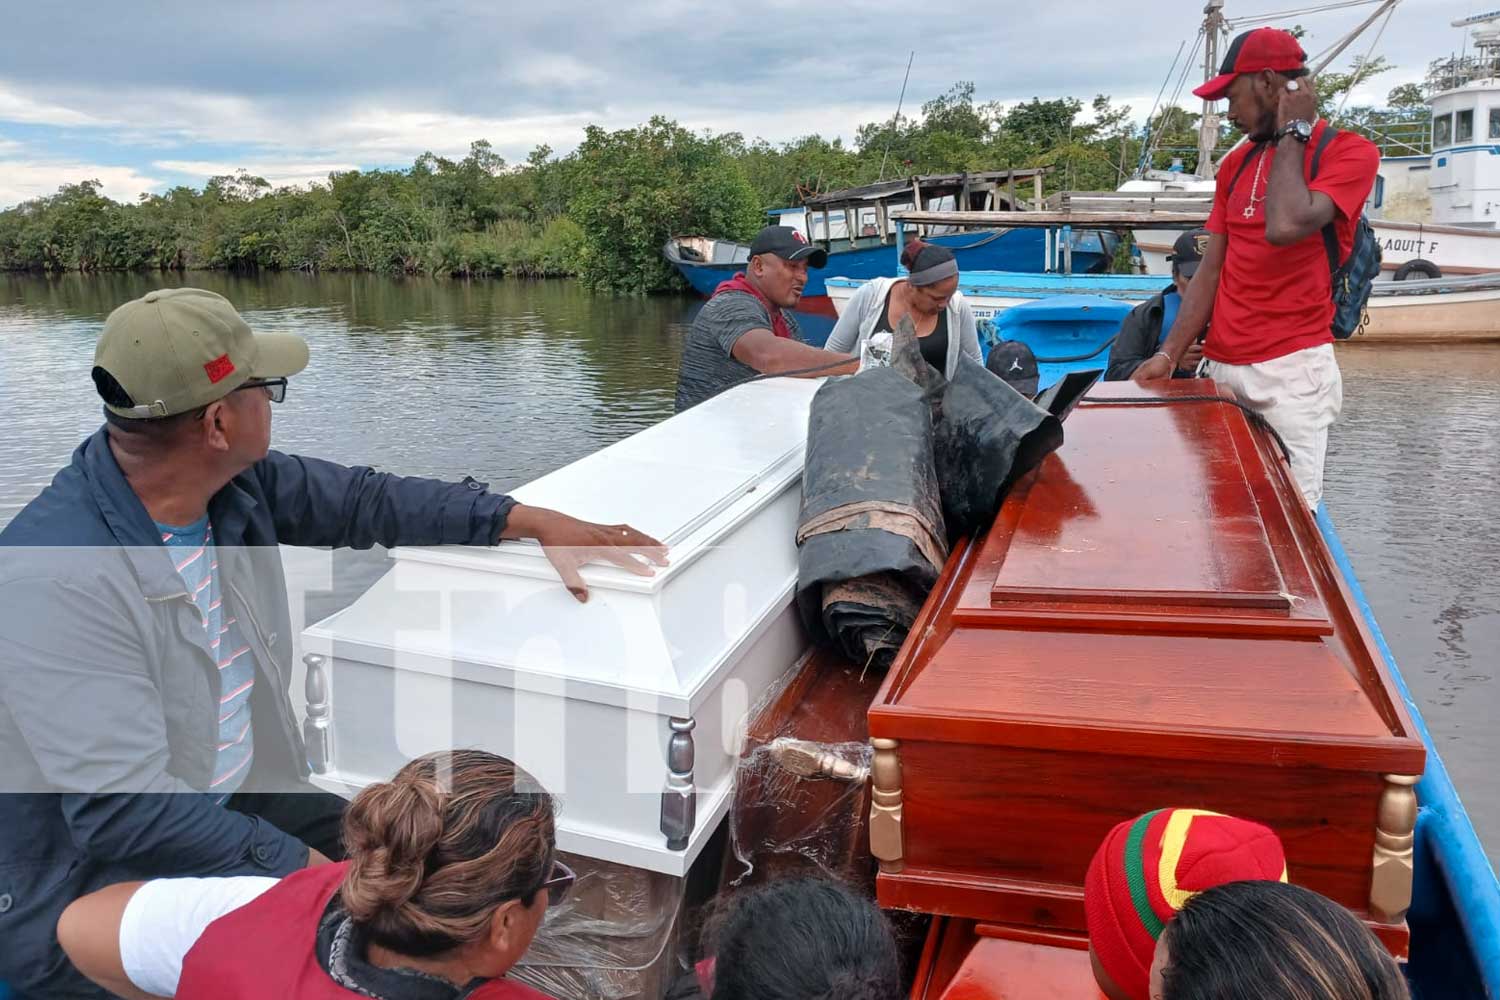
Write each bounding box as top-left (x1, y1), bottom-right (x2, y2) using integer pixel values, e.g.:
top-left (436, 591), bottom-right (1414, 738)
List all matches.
top-left (1198, 0), bottom-right (1227, 178)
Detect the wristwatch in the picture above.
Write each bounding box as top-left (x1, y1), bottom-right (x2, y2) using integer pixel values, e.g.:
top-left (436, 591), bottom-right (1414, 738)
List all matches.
top-left (1276, 119), bottom-right (1314, 143)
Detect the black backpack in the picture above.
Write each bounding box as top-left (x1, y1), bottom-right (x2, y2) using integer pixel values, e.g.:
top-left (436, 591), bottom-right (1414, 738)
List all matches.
top-left (1224, 127), bottom-right (1382, 339)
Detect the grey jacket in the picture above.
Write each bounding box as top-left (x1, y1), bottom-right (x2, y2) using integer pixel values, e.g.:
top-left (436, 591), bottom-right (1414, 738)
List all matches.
top-left (825, 276), bottom-right (982, 378)
top-left (0, 427), bottom-right (515, 996)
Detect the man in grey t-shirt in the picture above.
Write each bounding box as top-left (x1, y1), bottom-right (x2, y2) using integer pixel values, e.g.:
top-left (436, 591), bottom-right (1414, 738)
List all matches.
top-left (674, 226), bottom-right (857, 412)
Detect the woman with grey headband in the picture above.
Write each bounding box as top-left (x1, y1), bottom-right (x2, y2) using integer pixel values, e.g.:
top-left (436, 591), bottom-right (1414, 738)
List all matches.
top-left (825, 241), bottom-right (981, 378)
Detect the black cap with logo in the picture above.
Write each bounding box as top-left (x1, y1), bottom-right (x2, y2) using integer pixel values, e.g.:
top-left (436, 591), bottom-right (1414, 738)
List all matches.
top-left (985, 340), bottom-right (1040, 397)
top-left (748, 225), bottom-right (828, 268)
top-left (1167, 228), bottom-right (1210, 278)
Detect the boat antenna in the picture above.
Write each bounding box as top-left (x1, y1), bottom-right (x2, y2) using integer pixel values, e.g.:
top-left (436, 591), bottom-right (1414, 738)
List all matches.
top-left (878, 51), bottom-right (915, 181)
top-left (1141, 29), bottom-right (1205, 176)
top-left (1135, 38), bottom-right (1188, 176)
top-left (1334, 2), bottom-right (1396, 119)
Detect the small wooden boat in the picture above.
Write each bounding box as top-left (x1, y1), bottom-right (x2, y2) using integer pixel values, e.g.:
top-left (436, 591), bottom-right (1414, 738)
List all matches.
top-left (1361, 272), bottom-right (1500, 342)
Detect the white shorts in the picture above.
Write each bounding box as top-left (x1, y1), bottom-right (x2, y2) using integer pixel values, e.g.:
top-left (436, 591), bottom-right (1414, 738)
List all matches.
top-left (1202, 343), bottom-right (1343, 508)
top-left (119, 875), bottom-right (279, 996)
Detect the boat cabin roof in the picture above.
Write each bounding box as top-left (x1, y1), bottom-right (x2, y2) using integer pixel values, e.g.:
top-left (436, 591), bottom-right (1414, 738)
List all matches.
top-left (803, 169), bottom-right (1049, 209)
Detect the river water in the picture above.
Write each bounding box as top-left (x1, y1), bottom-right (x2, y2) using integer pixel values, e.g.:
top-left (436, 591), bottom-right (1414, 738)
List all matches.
top-left (2, 271), bottom-right (1497, 865)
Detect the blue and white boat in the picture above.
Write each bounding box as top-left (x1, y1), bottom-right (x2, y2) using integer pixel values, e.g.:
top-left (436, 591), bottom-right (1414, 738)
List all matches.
top-left (827, 269), bottom-right (1163, 355)
top-left (665, 171), bottom-right (1119, 308)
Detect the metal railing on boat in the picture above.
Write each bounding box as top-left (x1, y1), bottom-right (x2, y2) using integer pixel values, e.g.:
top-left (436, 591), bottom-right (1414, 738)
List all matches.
top-left (890, 204), bottom-right (1210, 276)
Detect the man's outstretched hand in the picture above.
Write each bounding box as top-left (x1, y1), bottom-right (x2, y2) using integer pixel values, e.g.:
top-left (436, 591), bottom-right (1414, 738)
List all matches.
top-left (1132, 353), bottom-right (1176, 382)
top-left (502, 504), bottom-right (669, 602)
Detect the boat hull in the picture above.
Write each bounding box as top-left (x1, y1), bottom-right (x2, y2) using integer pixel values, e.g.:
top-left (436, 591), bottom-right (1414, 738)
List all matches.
top-left (829, 271), bottom-right (1500, 344)
top-left (667, 229), bottom-right (1115, 301)
top-left (1362, 281), bottom-right (1500, 342)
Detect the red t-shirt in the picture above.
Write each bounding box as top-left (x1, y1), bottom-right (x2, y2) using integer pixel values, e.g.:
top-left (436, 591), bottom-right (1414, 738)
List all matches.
top-left (1205, 121), bottom-right (1379, 365)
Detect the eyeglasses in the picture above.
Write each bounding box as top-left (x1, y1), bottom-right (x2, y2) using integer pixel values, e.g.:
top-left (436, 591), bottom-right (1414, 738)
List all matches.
top-left (239, 378), bottom-right (288, 403)
top-left (537, 859), bottom-right (575, 907)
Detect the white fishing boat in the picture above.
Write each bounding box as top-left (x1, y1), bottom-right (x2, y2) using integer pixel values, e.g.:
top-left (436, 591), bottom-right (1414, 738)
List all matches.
top-left (1128, 4), bottom-right (1500, 289)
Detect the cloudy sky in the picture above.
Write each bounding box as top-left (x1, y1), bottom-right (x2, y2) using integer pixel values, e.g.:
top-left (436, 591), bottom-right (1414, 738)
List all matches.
top-left (0, 0), bottom-right (1486, 207)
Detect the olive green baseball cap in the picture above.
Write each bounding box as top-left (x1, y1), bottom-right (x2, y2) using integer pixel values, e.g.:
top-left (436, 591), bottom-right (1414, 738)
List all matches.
top-left (93, 288), bottom-right (309, 419)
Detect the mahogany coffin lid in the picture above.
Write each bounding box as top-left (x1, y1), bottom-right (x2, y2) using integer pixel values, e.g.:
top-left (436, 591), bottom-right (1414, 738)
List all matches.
top-left (869, 380), bottom-right (1425, 929)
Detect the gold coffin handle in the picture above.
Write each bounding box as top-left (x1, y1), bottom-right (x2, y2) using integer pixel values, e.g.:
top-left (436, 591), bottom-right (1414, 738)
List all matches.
top-left (869, 738), bottom-right (905, 874)
top-left (1370, 773), bottom-right (1419, 924)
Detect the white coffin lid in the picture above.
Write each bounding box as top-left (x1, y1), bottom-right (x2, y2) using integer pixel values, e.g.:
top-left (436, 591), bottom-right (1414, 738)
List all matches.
top-left (304, 377), bottom-right (823, 714)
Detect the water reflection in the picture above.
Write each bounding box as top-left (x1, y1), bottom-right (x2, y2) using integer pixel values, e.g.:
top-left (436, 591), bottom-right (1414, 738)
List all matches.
top-left (1325, 343), bottom-right (1500, 864)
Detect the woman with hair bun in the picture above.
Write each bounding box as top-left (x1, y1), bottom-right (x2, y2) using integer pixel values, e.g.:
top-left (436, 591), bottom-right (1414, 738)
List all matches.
top-left (57, 750), bottom-right (571, 1000)
top-left (824, 239), bottom-right (982, 378)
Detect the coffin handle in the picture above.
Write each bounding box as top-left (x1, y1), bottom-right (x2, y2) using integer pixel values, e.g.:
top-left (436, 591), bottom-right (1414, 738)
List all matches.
top-left (661, 717), bottom-right (697, 851)
top-left (869, 738), bottom-right (904, 874)
top-left (302, 653), bottom-right (332, 775)
top-left (766, 737), bottom-right (870, 783)
top-left (1370, 773), bottom-right (1419, 923)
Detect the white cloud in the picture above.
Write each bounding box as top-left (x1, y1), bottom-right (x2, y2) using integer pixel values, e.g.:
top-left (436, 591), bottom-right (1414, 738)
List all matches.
top-left (152, 158), bottom-right (361, 189)
top-left (0, 161), bottom-right (162, 206)
top-left (0, 85), bottom-right (113, 127)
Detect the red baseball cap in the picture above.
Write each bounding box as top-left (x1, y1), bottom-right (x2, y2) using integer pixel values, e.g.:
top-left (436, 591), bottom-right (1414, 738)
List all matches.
top-left (1193, 27), bottom-right (1307, 102)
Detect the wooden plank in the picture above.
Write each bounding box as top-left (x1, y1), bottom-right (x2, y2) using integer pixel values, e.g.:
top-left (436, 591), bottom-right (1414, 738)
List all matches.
top-left (895, 628), bottom-right (1392, 738)
top-left (910, 917), bottom-right (1406, 998)
top-left (727, 648), bottom-right (881, 889)
top-left (987, 397), bottom-right (1290, 611)
top-left (891, 209), bottom-right (1209, 228)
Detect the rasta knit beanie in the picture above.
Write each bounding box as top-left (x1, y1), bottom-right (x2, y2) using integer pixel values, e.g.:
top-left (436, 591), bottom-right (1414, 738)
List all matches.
top-left (1084, 808), bottom-right (1288, 1000)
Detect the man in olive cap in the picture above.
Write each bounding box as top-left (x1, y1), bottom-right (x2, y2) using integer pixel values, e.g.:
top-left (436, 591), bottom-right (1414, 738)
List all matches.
top-left (674, 225), bottom-right (859, 412)
top-left (0, 288), bottom-right (665, 997)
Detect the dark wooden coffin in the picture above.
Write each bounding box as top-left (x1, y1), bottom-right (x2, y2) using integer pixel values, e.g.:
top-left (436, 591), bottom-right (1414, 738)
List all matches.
top-left (869, 380), bottom-right (1426, 950)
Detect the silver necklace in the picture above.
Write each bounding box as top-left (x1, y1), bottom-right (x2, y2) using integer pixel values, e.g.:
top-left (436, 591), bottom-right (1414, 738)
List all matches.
top-left (1242, 147), bottom-right (1269, 219)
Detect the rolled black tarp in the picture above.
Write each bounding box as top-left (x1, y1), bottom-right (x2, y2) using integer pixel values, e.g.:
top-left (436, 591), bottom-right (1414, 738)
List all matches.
top-left (795, 365), bottom-right (946, 672)
top-left (794, 316), bottom-right (1064, 671)
top-left (933, 354), bottom-right (1063, 540)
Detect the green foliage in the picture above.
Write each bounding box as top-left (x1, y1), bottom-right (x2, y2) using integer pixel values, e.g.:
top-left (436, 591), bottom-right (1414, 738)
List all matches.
top-left (0, 54), bottom-right (1421, 291)
top-left (0, 145), bottom-right (580, 278)
top-left (569, 117), bottom-right (761, 294)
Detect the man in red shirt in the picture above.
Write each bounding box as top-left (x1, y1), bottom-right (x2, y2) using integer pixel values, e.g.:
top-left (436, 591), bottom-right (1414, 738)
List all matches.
top-left (1134, 27), bottom-right (1379, 508)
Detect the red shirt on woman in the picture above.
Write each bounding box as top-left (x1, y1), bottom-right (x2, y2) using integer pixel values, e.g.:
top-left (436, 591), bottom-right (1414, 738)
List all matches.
top-left (176, 863), bottom-right (553, 1000)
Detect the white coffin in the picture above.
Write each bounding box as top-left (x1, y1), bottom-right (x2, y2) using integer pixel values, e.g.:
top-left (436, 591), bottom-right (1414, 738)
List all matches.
top-left (301, 378), bottom-right (823, 875)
